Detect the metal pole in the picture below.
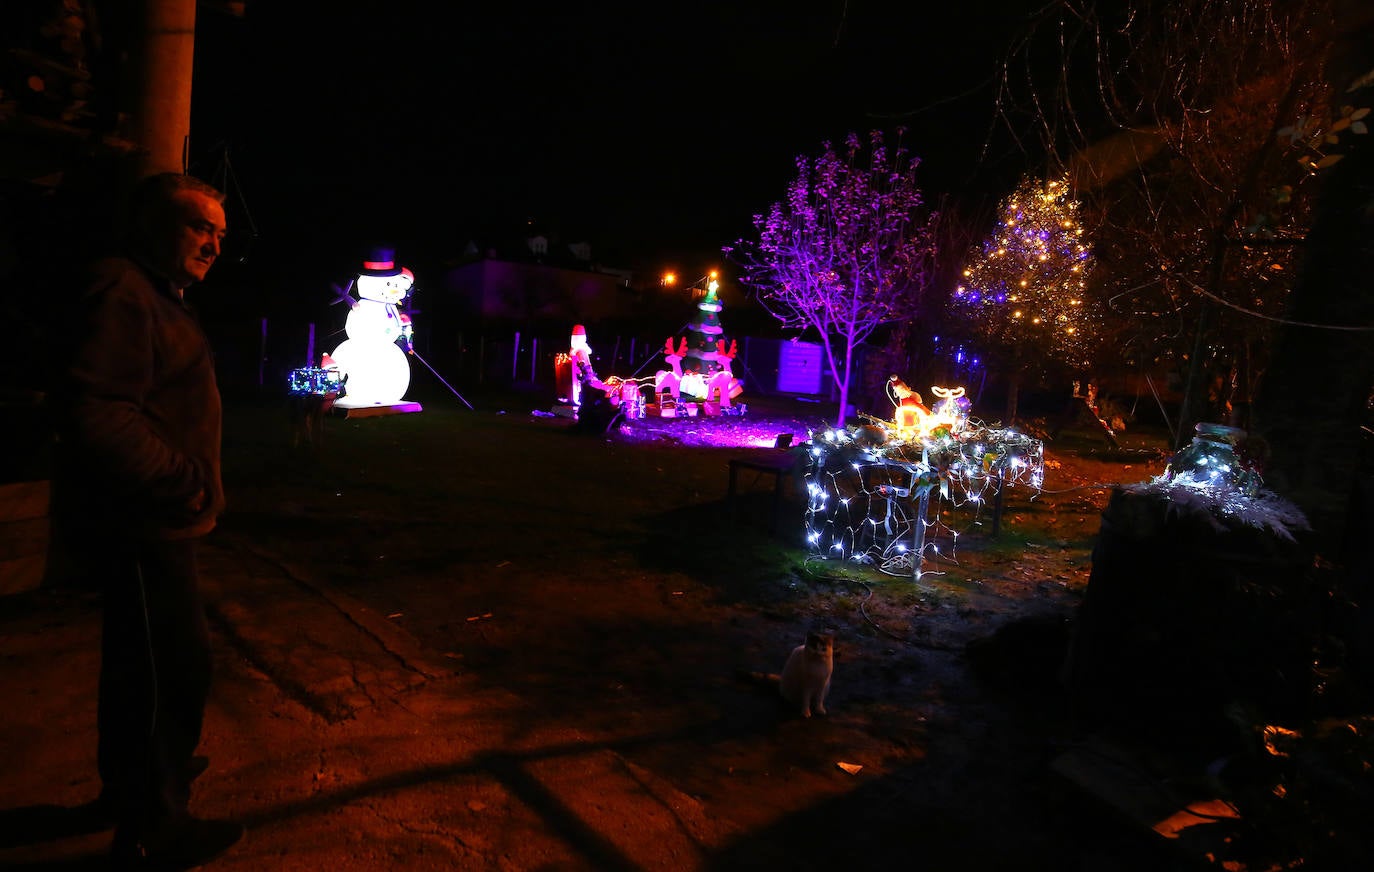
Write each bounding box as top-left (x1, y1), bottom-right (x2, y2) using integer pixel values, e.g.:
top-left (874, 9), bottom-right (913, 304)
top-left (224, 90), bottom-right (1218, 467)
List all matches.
top-left (410, 349), bottom-right (474, 410)
top-left (912, 489), bottom-right (930, 582)
top-left (991, 470), bottom-right (1006, 537)
top-left (512, 331), bottom-right (520, 382)
top-left (305, 322), bottom-right (315, 367)
top-left (531, 337), bottom-right (539, 382)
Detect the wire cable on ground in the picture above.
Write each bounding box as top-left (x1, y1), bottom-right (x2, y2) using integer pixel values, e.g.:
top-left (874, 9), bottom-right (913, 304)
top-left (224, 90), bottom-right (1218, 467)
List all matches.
top-left (801, 562), bottom-right (961, 651)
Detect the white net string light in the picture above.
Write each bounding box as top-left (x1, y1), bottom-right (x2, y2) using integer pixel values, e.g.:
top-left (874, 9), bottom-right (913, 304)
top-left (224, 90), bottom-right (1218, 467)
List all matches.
top-left (801, 391), bottom-right (1045, 578)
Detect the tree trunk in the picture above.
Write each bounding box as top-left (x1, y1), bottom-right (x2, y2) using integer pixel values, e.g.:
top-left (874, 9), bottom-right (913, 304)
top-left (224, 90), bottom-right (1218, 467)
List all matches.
top-left (1251, 4), bottom-right (1374, 552)
top-left (835, 340), bottom-right (855, 429)
top-left (1229, 337), bottom-right (1253, 432)
top-left (1004, 369), bottom-right (1021, 426)
top-left (1179, 70), bottom-right (1312, 449)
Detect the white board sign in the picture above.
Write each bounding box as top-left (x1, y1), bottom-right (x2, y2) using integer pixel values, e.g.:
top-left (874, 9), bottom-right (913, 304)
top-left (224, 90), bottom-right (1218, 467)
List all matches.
top-left (777, 341), bottom-right (823, 394)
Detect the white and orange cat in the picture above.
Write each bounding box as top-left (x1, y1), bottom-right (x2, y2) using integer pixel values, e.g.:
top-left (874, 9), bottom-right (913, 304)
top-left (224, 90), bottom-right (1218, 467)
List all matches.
top-left (742, 630), bottom-right (834, 718)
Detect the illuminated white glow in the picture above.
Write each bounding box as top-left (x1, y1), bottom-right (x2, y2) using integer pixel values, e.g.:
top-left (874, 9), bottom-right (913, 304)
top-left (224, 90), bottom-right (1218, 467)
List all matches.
top-left (330, 338), bottom-right (411, 406)
top-left (345, 300), bottom-right (406, 345)
top-left (356, 271), bottom-right (412, 305)
top-left (679, 372), bottom-right (707, 399)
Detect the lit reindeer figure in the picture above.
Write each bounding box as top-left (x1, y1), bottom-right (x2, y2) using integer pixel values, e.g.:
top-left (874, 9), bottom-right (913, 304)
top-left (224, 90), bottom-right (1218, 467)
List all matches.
top-left (705, 339), bottom-right (742, 411)
top-left (655, 337), bottom-right (687, 413)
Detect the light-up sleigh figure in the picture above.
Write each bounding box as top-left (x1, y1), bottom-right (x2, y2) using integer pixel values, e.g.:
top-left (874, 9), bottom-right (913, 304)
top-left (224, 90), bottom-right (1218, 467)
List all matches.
top-left (928, 385), bottom-right (971, 433)
top-left (888, 378), bottom-right (970, 440)
top-left (888, 376), bottom-right (932, 437)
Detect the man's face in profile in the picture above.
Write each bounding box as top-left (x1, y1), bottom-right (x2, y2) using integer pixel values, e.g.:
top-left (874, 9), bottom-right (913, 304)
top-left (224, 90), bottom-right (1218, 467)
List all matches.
top-left (158, 190), bottom-right (228, 288)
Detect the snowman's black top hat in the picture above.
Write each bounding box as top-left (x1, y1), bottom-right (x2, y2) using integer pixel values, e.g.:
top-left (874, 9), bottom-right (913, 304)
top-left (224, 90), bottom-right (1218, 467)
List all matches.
top-left (360, 245), bottom-right (402, 277)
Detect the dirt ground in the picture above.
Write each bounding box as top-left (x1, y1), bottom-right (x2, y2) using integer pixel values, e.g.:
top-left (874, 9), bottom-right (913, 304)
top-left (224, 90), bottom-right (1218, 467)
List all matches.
top-left (213, 387), bottom-right (1219, 869)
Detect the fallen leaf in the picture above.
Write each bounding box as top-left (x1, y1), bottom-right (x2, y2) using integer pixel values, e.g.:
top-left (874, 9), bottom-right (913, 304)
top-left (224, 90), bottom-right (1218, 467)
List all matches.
top-left (837, 762), bottom-right (863, 775)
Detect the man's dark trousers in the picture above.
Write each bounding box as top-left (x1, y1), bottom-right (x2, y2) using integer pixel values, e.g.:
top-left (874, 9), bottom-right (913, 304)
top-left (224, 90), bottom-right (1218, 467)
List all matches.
top-left (97, 537), bottom-right (212, 831)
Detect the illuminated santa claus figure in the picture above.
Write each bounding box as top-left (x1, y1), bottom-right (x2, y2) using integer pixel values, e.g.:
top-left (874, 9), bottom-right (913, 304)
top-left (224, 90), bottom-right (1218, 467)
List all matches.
top-left (567, 323), bottom-right (609, 407)
top-left (330, 246), bottom-right (417, 408)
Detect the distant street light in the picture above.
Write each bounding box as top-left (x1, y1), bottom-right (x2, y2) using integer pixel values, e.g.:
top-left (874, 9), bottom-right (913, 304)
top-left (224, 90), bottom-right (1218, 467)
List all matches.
top-left (686, 270), bottom-right (720, 298)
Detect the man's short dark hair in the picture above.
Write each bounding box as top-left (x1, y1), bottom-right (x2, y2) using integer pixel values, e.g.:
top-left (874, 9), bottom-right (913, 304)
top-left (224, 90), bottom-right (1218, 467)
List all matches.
top-left (128, 173), bottom-right (225, 223)
top-left (123, 173), bottom-right (225, 251)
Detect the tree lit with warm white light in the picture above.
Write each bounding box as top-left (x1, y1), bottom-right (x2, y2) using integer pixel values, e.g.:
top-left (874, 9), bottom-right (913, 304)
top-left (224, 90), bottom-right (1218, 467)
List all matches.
top-left (952, 174), bottom-right (1098, 419)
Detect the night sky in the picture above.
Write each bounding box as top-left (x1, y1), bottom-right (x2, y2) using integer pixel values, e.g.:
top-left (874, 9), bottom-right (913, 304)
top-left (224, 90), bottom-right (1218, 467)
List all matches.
top-left (190, 3), bottom-right (1048, 309)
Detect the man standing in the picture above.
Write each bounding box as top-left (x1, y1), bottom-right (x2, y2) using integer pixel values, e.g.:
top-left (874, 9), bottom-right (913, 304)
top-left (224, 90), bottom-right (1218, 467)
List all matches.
top-left (49, 173), bottom-right (243, 868)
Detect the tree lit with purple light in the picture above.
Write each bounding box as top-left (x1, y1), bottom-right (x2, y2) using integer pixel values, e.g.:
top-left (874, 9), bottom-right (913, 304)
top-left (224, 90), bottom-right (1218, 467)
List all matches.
top-left (726, 130), bottom-right (937, 428)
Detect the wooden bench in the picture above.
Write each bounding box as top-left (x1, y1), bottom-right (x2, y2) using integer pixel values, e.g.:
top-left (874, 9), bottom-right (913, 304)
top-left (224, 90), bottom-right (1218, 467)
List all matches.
top-left (727, 436), bottom-right (799, 531)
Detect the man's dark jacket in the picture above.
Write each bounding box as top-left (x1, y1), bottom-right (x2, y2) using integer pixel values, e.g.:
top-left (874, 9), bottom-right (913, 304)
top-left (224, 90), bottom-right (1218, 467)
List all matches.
top-left (49, 256), bottom-right (223, 545)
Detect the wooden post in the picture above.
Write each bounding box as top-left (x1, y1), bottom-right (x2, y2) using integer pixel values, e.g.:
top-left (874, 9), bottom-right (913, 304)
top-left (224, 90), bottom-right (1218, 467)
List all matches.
top-left (258, 317), bottom-right (267, 388)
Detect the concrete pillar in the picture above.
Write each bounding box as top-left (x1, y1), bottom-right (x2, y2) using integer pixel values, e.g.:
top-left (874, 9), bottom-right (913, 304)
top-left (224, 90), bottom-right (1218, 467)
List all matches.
top-left (130, 0), bottom-right (197, 176)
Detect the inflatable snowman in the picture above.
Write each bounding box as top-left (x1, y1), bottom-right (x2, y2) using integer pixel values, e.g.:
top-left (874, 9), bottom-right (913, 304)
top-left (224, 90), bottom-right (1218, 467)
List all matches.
top-left (329, 247), bottom-right (417, 409)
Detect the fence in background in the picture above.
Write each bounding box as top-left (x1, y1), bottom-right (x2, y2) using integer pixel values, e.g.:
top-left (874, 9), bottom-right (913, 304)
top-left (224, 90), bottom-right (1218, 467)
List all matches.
top-left (225, 319), bottom-right (845, 403)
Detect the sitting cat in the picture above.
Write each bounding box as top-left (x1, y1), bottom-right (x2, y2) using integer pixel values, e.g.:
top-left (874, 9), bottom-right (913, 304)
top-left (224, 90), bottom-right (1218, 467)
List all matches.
top-left (781, 630), bottom-right (834, 717)
top-left (739, 630), bottom-right (834, 718)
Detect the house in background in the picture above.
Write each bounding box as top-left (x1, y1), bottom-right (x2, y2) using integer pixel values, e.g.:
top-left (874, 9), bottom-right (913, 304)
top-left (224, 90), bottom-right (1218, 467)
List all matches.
top-left (424, 223), bottom-right (840, 399)
top-left (435, 225), bottom-right (651, 331)
top-left (421, 223), bottom-right (686, 385)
